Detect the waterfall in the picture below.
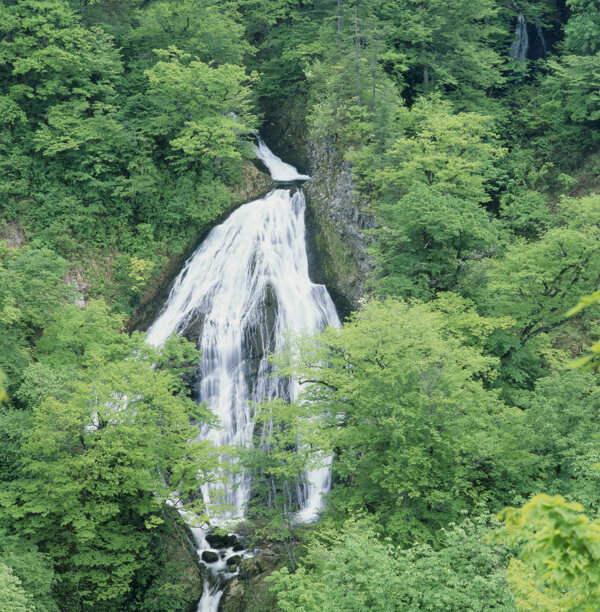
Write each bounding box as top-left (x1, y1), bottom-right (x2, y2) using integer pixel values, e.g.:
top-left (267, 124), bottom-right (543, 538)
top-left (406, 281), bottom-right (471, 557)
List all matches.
top-left (147, 141), bottom-right (340, 609)
top-left (253, 139), bottom-right (310, 182)
top-left (510, 12), bottom-right (529, 61)
top-left (534, 21), bottom-right (547, 57)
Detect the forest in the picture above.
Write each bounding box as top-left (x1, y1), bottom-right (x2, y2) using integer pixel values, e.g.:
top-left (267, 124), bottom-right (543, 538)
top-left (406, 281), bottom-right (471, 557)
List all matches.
top-left (1, 0), bottom-right (600, 610)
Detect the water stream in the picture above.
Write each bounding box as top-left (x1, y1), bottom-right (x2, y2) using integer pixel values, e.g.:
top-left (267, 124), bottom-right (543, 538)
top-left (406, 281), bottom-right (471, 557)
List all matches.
top-left (147, 141), bottom-right (339, 610)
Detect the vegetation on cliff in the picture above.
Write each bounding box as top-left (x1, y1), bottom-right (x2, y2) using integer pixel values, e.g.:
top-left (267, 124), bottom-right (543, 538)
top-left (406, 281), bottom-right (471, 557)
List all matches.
top-left (2, 0), bottom-right (600, 610)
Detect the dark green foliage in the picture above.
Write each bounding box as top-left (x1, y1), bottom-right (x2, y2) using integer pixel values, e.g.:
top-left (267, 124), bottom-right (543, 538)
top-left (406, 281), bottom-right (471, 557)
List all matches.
top-left (2, 0), bottom-right (600, 609)
top-left (268, 516), bottom-right (515, 611)
top-left (273, 297), bottom-right (520, 544)
top-left (0, 0), bottom-right (257, 313)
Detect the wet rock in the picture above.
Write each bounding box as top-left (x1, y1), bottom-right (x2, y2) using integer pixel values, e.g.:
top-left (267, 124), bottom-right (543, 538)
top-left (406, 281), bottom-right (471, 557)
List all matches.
top-left (201, 551), bottom-right (219, 564)
top-left (65, 271), bottom-right (89, 309)
top-left (181, 311), bottom-right (205, 346)
top-left (0, 223), bottom-right (25, 248)
top-left (260, 116), bottom-right (374, 315)
top-left (236, 549), bottom-right (280, 576)
top-left (220, 547), bottom-right (284, 612)
top-left (206, 531), bottom-right (239, 549)
top-left (232, 544), bottom-right (245, 553)
top-left (238, 558), bottom-right (261, 580)
top-left (303, 138), bottom-right (375, 316)
top-left (226, 555), bottom-right (242, 567)
top-left (225, 577), bottom-right (244, 599)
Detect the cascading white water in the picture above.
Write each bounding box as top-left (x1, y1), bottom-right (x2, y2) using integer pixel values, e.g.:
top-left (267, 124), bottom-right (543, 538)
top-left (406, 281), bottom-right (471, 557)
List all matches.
top-left (147, 141), bottom-right (339, 610)
top-left (510, 12), bottom-right (529, 61)
top-left (254, 139), bottom-right (310, 182)
top-left (534, 21), bottom-right (547, 57)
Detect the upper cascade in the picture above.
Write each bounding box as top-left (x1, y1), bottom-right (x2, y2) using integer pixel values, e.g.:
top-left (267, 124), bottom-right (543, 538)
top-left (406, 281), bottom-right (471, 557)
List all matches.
top-left (254, 139), bottom-right (310, 182)
top-left (509, 12), bottom-right (529, 61)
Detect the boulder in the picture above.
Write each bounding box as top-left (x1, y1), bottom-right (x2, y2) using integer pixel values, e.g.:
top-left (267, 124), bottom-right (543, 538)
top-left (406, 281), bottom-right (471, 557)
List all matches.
top-left (206, 531), bottom-right (239, 549)
top-left (201, 550), bottom-right (219, 564)
top-left (226, 555), bottom-right (242, 567)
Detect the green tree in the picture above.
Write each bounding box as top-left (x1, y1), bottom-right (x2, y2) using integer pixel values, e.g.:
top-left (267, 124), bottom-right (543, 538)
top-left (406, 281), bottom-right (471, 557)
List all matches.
top-left (268, 515), bottom-right (515, 611)
top-left (0, 338), bottom-right (216, 610)
top-left (127, 0), bottom-right (250, 66)
top-left (275, 297), bottom-right (514, 543)
top-left (466, 196), bottom-right (600, 383)
top-left (515, 372), bottom-right (600, 513)
top-left (380, 0), bottom-right (504, 110)
top-left (0, 370), bottom-right (7, 403)
top-left (143, 46), bottom-right (257, 169)
top-left (393, 515), bottom-right (515, 610)
top-left (267, 520), bottom-right (404, 612)
top-left (0, 0), bottom-right (122, 123)
top-left (0, 531), bottom-right (58, 612)
top-left (238, 398), bottom-right (330, 568)
top-left (0, 562), bottom-right (33, 612)
top-left (0, 246), bottom-right (72, 395)
top-left (496, 494), bottom-right (600, 611)
top-left (353, 97), bottom-right (503, 298)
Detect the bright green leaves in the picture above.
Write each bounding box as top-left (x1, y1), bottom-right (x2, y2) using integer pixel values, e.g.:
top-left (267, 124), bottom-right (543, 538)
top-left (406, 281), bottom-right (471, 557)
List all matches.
top-left (127, 0), bottom-right (250, 65)
top-left (0, 285), bottom-right (214, 610)
top-left (373, 183), bottom-right (499, 297)
top-left (34, 299), bottom-right (129, 374)
top-left (544, 55), bottom-right (600, 125)
top-left (497, 494), bottom-right (600, 611)
top-left (566, 282), bottom-right (600, 369)
top-left (0, 246), bottom-right (70, 335)
top-left (0, 0), bottom-right (260, 316)
top-left (515, 372), bottom-right (600, 513)
top-left (283, 297), bottom-right (509, 543)
top-left (0, 562), bottom-right (33, 612)
top-left (0, 0), bottom-right (122, 120)
top-left (0, 246), bottom-right (72, 395)
top-left (0, 371), bottom-right (7, 403)
top-left (268, 516), bottom-right (515, 612)
top-left (0, 531), bottom-right (58, 612)
top-left (373, 98), bottom-right (504, 203)
top-left (564, 0), bottom-right (600, 55)
top-left (1, 333), bottom-right (215, 610)
top-left (354, 97), bottom-right (503, 298)
top-left (393, 515), bottom-right (515, 611)
top-left (470, 195), bottom-right (600, 349)
top-left (268, 521), bottom-right (404, 612)
top-left (144, 47), bottom-right (257, 167)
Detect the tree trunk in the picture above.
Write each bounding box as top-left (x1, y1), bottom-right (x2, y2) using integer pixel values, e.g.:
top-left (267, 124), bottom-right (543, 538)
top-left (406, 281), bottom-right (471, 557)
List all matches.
top-left (354, 1), bottom-right (361, 106)
top-left (371, 38), bottom-right (379, 112)
top-left (337, 0), bottom-right (344, 51)
top-left (419, 3), bottom-right (429, 87)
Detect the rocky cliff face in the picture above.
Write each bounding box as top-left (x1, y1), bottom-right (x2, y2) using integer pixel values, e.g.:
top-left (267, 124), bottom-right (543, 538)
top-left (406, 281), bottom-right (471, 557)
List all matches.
top-left (219, 547), bottom-right (283, 612)
top-left (303, 139), bottom-right (374, 318)
top-left (262, 111), bottom-right (375, 319)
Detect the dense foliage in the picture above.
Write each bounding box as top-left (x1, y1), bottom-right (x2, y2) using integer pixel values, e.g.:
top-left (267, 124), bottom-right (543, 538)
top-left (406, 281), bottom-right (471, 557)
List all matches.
top-left (2, 0), bottom-right (600, 610)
